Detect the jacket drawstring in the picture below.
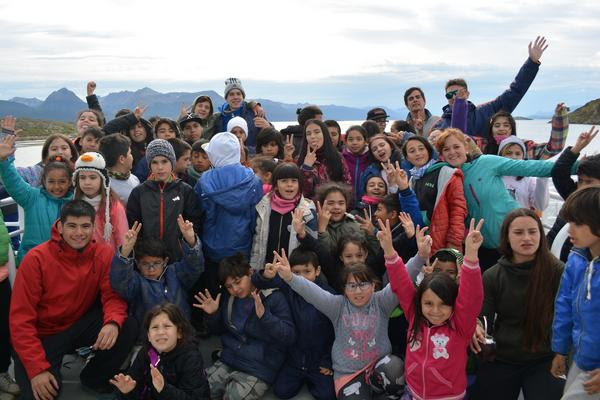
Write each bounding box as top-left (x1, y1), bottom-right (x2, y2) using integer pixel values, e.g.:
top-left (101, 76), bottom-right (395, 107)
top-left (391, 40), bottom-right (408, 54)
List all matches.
top-left (586, 257), bottom-right (598, 301)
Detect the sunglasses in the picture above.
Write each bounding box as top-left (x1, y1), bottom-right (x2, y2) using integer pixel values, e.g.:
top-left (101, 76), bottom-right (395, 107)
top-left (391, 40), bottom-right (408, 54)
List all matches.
top-left (445, 90), bottom-right (459, 100)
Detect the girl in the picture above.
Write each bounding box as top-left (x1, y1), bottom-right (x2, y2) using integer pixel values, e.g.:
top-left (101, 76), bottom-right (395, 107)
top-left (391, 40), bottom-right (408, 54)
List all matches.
top-left (255, 127), bottom-right (284, 159)
top-left (403, 135), bottom-right (466, 253)
top-left (341, 125), bottom-right (370, 205)
top-left (110, 303), bottom-right (210, 399)
top-left (250, 163), bottom-right (317, 269)
top-left (385, 218), bottom-right (484, 400)
top-left (274, 248), bottom-right (414, 399)
top-left (73, 152), bottom-right (128, 248)
top-left (74, 108), bottom-right (104, 151)
top-left (470, 209), bottom-right (564, 399)
top-left (297, 119), bottom-right (351, 199)
top-left (353, 175), bottom-right (387, 223)
top-left (154, 118), bottom-right (181, 140)
top-left (498, 137), bottom-right (549, 212)
top-left (0, 134), bottom-right (73, 263)
top-left (483, 103), bottom-right (568, 159)
top-left (188, 95), bottom-right (218, 140)
top-left (324, 120), bottom-right (343, 151)
top-left (359, 134), bottom-right (405, 199)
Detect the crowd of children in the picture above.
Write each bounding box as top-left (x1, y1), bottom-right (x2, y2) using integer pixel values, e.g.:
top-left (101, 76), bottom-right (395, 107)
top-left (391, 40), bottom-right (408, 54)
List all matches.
top-left (1, 35), bottom-right (600, 400)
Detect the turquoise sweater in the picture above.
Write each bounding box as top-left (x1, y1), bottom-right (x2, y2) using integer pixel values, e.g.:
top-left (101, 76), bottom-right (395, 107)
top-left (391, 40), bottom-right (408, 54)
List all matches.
top-left (0, 160), bottom-right (72, 264)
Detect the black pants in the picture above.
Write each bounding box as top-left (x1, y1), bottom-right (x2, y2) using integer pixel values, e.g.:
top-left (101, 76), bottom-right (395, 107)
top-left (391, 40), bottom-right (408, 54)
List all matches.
top-left (469, 357), bottom-right (565, 400)
top-left (478, 247), bottom-right (502, 273)
top-left (388, 312), bottom-right (409, 358)
top-left (12, 303), bottom-right (138, 400)
top-left (0, 279), bottom-right (10, 373)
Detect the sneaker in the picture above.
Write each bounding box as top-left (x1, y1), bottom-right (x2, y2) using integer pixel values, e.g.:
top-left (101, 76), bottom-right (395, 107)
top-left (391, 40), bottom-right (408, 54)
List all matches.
top-left (0, 373), bottom-right (19, 396)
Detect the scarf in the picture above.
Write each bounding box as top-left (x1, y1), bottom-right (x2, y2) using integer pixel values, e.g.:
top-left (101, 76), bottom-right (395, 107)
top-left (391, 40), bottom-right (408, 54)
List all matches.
top-left (83, 194), bottom-right (102, 211)
top-left (108, 170), bottom-right (131, 181)
top-left (149, 173), bottom-right (176, 183)
top-left (494, 135), bottom-right (510, 145)
top-left (410, 159), bottom-right (436, 180)
top-left (361, 195), bottom-right (381, 205)
top-left (271, 192), bottom-right (299, 214)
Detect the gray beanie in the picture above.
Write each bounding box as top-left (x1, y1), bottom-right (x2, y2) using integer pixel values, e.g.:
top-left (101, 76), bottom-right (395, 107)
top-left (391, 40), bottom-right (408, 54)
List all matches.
top-left (224, 77), bottom-right (246, 99)
top-left (146, 139), bottom-right (176, 169)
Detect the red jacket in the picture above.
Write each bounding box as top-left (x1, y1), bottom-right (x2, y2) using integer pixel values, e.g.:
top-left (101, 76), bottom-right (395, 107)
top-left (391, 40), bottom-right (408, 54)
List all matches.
top-left (386, 252), bottom-right (482, 400)
top-left (10, 222), bottom-right (127, 379)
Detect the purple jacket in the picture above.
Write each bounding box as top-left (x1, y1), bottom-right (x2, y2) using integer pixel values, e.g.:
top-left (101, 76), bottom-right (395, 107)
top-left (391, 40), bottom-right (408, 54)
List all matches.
top-left (342, 148), bottom-right (370, 204)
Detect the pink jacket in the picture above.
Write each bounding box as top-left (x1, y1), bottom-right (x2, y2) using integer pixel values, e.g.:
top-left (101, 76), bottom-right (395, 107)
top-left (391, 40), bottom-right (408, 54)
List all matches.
top-left (386, 253), bottom-right (483, 400)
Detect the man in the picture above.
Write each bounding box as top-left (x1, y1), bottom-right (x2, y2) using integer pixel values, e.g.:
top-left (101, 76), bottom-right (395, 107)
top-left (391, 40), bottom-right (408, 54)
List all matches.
top-left (404, 87), bottom-right (440, 138)
top-left (366, 107), bottom-right (389, 134)
top-left (10, 200), bottom-right (137, 400)
top-left (434, 36), bottom-right (548, 137)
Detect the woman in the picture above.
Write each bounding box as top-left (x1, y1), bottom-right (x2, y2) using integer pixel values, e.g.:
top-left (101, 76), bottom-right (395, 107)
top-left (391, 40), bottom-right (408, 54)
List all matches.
top-left (469, 208), bottom-right (565, 399)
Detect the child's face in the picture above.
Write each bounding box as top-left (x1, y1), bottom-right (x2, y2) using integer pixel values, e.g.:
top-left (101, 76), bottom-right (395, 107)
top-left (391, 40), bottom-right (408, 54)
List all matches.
top-left (365, 177), bottom-right (386, 198)
top-left (129, 122), bottom-right (147, 143)
top-left (231, 127), bottom-right (247, 143)
top-left (344, 275), bottom-right (374, 307)
top-left (78, 170), bottom-right (102, 198)
top-left (44, 169), bottom-right (70, 198)
top-left (578, 174), bottom-right (600, 188)
top-left (47, 138), bottom-right (72, 162)
top-left (175, 150), bottom-right (191, 174)
top-left (276, 178), bottom-right (299, 200)
top-left (346, 130), bottom-right (366, 155)
top-left (156, 123), bottom-right (177, 140)
top-left (192, 151), bottom-right (211, 172)
top-left (421, 288), bottom-right (453, 326)
top-left (323, 191), bottom-right (346, 222)
top-left (508, 216), bottom-right (540, 261)
top-left (119, 149), bottom-right (134, 171)
top-left (340, 242), bottom-right (367, 267)
top-left (568, 222), bottom-right (600, 249)
top-left (81, 135), bottom-right (99, 153)
top-left (327, 127), bottom-right (341, 148)
top-left (226, 89), bottom-right (244, 110)
top-left (261, 141), bottom-right (280, 157)
top-left (137, 255), bottom-right (167, 280)
top-left (370, 138), bottom-right (392, 162)
top-left (183, 122), bottom-right (203, 144)
top-left (76, 112), bottom-right (99, 136)
top-left (492, 116), bottom-right (512, 137)
top-left (147, 312), bottom-right (181, 354)
top-left (433, 260), bottom-right (458, 282)
top-left (150, 156), bottom-right (173, 182)
top-left (224, 273), bottom-right (253, 299)
top-left (405, 140), bottom-right (430, 168)
top-left (291, 263), bottom-right (320, 282)
top-left (194, 101), bottom-right (211, 119)
top-left (374, 203), bottom-right (394, 224)
top-left (305, 123), bottom-right (324, 151)
top-left (501, 144), bottom-right (524, 160)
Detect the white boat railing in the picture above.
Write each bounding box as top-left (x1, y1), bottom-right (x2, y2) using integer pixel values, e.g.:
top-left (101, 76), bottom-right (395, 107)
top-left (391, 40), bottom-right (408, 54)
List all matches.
top-left (0, 196), bottom-right (24, 238)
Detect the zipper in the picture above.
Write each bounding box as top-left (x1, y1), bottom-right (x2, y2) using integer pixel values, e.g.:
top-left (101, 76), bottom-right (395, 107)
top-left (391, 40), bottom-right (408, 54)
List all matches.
top-left (276, 214), bottom-right (283, 254)
top-left (423, 326), bottom-right (430, 399)
top-left (468, 184), bottom-right (481, 207)
top-left (576, 264), bottom-right (584, 353)
top-left (354, 158), bottom-right (360, 196)
top-left (159, 183), bottom-right (165, 239)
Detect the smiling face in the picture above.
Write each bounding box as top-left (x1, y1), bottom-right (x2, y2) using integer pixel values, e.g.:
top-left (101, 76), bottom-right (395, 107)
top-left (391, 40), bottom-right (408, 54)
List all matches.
top-left (305, 123), bottom-right (325, 151)
top-left (405, 139), bottom-right (430, 167)
top-left (421, 288), bottom-right (453, 326)
top-left (346, 130), bottom-right (366, 155)
top-left (508, 216), bottom-right (540, 263)
top-left (492, 116), bottom-right (513, 138)
top-left (323, 191), bottom-right (347, 222)
top-left (445, 84), bottom-right (469, 107)
top-left (501, 143), bottom-right (524, 160)
top-left (344, 275), bottom-right (374, 307)
top-left (224, 273), bottom-right (253, 299)
top-left (129, 122), bottom-right (147, 143)
top-left (276, 177), bottom-right (299, 200)
top-left (77, 170), bottom-right (102, 198)
top-left (365, 177), bottom-right (386, 198)
top-left (406, 89), bottom-right (426, 113)
top-left (194, 101), bottom-right (212, 119)
top-left (441, 135), bottom-right (467, 168)
top-left (226, 89), bottom-right (244, 110)
top-left (291, 263), bottom-right (320, 282)
top-left (156, 122), bottom-right (177, 140)
top-left (147, 312), bottom-right (181, 353)
top-left (47, 138), bottom-right (72, 162)
top-left (370, 137), bottom-right (392, 162)
top-left (76, 111), bottom-right (100, 136)
top-left (44, 168), bottom-right (71, 198)
top-left (58, 215), bottom-right (94, 250)
top-left (150, 155), bottom-right (173, 182)
top-left (339, 242), bottom-right (367, 267)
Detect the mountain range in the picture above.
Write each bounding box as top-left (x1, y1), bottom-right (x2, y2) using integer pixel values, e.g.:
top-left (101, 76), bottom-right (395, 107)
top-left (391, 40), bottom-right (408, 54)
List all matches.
top-left (1, 87), bottom-right (410, 123)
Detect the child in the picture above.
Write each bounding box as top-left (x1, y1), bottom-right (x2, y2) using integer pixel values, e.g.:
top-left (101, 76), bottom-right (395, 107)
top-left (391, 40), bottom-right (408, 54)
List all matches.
top-left (359, 134), bottom-right (406, 199)
top-left (256, 127), bottom-right (284, 159)
top-left (110, 303), bottom-right (210, 399)
top-left (249, 156), bottom-right (277, 194)
top-left (0, 134), bottom-right (73, 263)
top-left (127, 139), bottom-right (200, 262)
top-left (428, 248), bottom-right (463, 282)
top-left (80, 126), bottom-right (104, 153)
top-left (73, 152), bottom-right (128, 248)
top-left (167, 138), bottom-right (196, 187)
top-left (385, 218), bottom-right (484, 399)
top-left (250, 163), bottom-right (317, 269)
top-left (372, 196), bottom-right (418, 262)
top-left (227, 116), bottom-right (249, 144)
top-left (188, 139), bottom-right (210, 181)
top-left (341, 125), bottom-right (369, 204)
top-left (155, 118), bottom-right (181, 140)
top-left (273, 249), bottom-right (411, 398)
top-left (110, 217), bottom-right (203, 326)
top-left (324, 120), bottom-right (343, 151)
top-left (551, 186), bottom-right (600, 398)
top-left (99, 133), bottom-right (140, 205)
top-left (178, 113), bottom-right (204, 145)
top-left (193, 254), bottom-right (296, 400)
top-left (353, 175), bottom-right (387, 223)
top-left (252, 246), bottom-right (336, 400)
top-left (188, 95), bottom-right (218, 140)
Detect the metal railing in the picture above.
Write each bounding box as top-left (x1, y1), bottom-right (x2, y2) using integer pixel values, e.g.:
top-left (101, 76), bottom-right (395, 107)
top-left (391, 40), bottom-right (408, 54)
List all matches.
top-left (0, 196), bottom-right (24, 238)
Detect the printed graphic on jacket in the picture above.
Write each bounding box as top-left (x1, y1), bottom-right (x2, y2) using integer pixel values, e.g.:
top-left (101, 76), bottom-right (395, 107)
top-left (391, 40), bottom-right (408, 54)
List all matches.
top-left (342, 313), bottom-right (378, 361)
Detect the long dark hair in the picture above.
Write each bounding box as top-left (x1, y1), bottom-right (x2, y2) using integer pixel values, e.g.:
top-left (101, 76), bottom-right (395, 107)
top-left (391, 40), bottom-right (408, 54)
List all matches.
top-left (485, 111), bottom-right (516, 155)
top-left (499, 208), bottom-right (560, 351)
top-left (409, 272), bottom-right (458, 344)
top-left (367, 134), bottom-right (403, 169)
top-left (297, 119), bottom-right (345, 182)
top-left (143, 303), bottom-right (194, 352)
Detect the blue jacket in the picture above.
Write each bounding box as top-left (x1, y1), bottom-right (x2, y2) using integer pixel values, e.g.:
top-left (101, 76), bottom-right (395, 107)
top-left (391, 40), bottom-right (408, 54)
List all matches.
top-left (357, 153), bottom-right (412, 200)
top-left (207, 289), bottom-right (296, 384)
top-left (109, 238), bottom-right (204, 325)
top-left (252, 272), bottom-right (335, 371)
top-left (435, 58), bottom-right (540, 137)
top-left (553, 248), bottom-right (600, 371)
top-left (195, 164), bottom-right (262, 262)
top-left (216, 102), bottom-right (259, 148)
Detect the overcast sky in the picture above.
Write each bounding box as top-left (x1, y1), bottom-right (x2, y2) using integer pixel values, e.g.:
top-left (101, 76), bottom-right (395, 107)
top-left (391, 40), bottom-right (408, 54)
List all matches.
top-left (0, 0), bottom-right (599, 115)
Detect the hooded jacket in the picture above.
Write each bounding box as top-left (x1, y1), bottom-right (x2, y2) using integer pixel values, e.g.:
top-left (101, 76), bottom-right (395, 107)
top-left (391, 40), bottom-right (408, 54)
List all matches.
top-left (553, 248), bottom-right (600, 371)
top-left (103, 112), bottom-right (154, 176)
top-left (342, 147), bottom-right (371, 204)
top-left (10, 222), bottom-right (127, 379)
top-left (215, 101), bottom-right (260, 148)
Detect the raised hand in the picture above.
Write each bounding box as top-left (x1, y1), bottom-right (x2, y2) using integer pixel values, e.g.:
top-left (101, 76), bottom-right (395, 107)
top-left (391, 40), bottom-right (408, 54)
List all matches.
top-left (554, 102), bottom-right (568, 115)
top-left (0, 134), bottom-right (17, 161)
top-left (150, 364), bottom-right (165, 393)
top-left (110, 373), bottom-right (137, 394)
top-left (464, 218), bottom-right (484, 261)
top-left (121, 221), bottom-right (142, 258)
top-left (381, 160), bottom-right (395, 184)
top-left (355, 209), bottom-right (375, 236)
top-left (177, 214), bottom-right (196, 246)
top-left (254, 116), bottom-right (269, 129)
top-left (422, 258), bottom-right (436, 277)
top-left (273, 249), bottom-right (293, 282)
top-left (398, 211), bottom-right (415, 238)
top-left (179, 102), bottom-right (190, 118)
top-left (316, 201), bottom-right (331, 233)
top-left (284, 135), bottom-right (295, 161)
top-left (193, 289), bottom-right (221, 315)
top-left (303, 146), bottom-right (318, 167)
top-left (572, 126), bottom-right (598, 154)
top-left (134, 105), bottom-right (148, 120)
top-left (292, 207), bottom-right (306, 238)
top-left (251, 290), bottom-right (265, 318)
top-left (86, 81), bottom-right (96, 96)
top-left (253, 104), bottom-right (265, 118)
top-left (394, 163), bottom-right (409, 190)
top-left (376, 218), bottom-right (395, 256)
top-left (415, 225), bottom-right (432, 260)
top-left (528, 36), bottom-right (548, 63)
top-left (263, 262), bottom-right (277, 279)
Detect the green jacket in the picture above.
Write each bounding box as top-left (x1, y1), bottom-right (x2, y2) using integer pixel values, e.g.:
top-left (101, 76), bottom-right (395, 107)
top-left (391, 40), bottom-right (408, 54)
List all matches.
top-left (0, 209), bottom-right (9, 266)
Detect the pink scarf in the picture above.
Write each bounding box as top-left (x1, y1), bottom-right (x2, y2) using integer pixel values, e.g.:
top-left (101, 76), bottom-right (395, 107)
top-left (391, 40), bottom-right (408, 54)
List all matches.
top-left (361, 195), bottom-right (382, 205)
top-left (271, 192), bottom-right (300, 214)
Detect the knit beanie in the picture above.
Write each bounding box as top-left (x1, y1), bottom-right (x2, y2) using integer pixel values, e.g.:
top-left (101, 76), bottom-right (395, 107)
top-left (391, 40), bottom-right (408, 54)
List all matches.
top-left (206, 132), bottom-right (240, 168)
top-left (224, 78), bottom-right (246, 99)
top-left (73, 152), bottom-right (112, 241)
top-left (498, 136), bottom-right (526, 158)
top-left (227, 116), bottom-right (248, 136)
top-left (146, 139), bottom-right (176, 169)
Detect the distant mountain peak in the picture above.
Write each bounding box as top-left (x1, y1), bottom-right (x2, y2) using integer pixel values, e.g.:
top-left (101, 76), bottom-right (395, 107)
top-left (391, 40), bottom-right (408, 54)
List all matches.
top-left (136, 87), bottom-right (160, 96)
top-left (9, 97), bottom-right (42, 108)
top-left (44, 88), bottom-right (81, 103)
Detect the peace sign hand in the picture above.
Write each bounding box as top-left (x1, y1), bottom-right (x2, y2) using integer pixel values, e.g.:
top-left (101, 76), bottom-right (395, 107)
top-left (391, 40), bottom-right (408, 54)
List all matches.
top-left (273, 249), bottom-right (293, 282)
top-left (415, 225), bottom-right (432, 260)
top-left (354, 209), bottom-right (375, 236)
top-left (193, 289), bottom-right (221, 315)
top-left (121, 221), bottom-right (142, 258)
top-left (134, 105), bottom-right (148, 120)
top-left (292, 207), bottom-right (306, 238)
top-left (251, 290), bottom-right (265, 318)
top-left (304, 146), bottom-right (317, 167)
top-left (572, 125), bottom-right (598, 154)
top-left (464, 218), bottom-right (484, 261)
top-left (177, 214), bottom-right (196, 246)
top-left (376, 218), bottom-right (395, 257)
top-left (284, 135), bottom-right (295, 161)
top-left (316, 201), bottom-right (331, 233)
top-left (398, 212), bottom-right (415, 238)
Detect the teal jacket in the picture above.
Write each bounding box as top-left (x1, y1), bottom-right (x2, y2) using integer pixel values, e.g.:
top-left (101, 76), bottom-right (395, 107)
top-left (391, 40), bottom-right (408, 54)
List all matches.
top-left (0, 160), bottom-right (72, 264)
top-left (453, 155), bottom-right (557, 248)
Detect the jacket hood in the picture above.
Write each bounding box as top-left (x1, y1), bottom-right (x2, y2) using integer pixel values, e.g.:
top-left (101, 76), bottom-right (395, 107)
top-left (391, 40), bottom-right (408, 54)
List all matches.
top-left (498, 136), bottom-right (526, 157)
top-left (280, 124), bottom-right (303, 137)
top-left (496, 255), bottom-right (535, 277)
top-left (201, 165), bottom-right (260, 211)
top-left (206, 132), bottom-right (240, 168)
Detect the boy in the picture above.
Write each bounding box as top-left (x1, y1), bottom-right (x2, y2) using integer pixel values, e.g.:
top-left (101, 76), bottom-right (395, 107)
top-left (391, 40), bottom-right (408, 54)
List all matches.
top-left (98, 133), bottom-right (140, 205)
top-left (154, 118), bottom-right (180, 140)
top-left (167, 137), bottom-right (196, 187)
top-left (178, 113), bottom-right (204, 145)
top-left (194, 254), bottom-right (296, 400)
top-left (252, 246), bottom-right (336, 400)
top-left (110, 216), bottom-right (203, 326)
top-left (80, 127), bottom-right (104, 153)
top-left (127, 139), bottom-right (200, 262)
top-left (551, 186), bottom-right (600, 398)
top-left (188, 139), bottom-right (211, 181)
top-left (427, 248), bottom-right (463, 282)
top-left (371, 193), bottom-right (418, 263)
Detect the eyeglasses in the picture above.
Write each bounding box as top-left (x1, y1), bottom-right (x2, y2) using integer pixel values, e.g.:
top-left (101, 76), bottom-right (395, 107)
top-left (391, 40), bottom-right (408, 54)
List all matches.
top-left (445, 90), bottom-right (459, 100)
top-left (138, 261), bottom-right (166, 270)
top-left (374, 118), bottom-right (388, 123)
top-left (344, 281), bottom-right (373, 292)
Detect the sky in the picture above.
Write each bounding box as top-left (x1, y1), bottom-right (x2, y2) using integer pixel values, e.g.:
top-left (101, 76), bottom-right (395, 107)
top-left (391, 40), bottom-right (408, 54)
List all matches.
top-left (0, 0), bottom-right (599, 116)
